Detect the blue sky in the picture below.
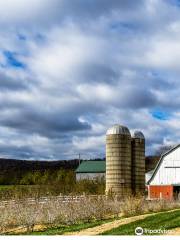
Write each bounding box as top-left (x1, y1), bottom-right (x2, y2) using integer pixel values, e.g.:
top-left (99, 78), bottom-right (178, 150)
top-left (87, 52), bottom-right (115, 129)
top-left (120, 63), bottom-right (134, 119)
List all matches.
top-left (0, 0), bottom-right (180, 159)
top-left (151, 110), bottom-right (171, 121)
top-left (3, 51), bottom-right (25, 68)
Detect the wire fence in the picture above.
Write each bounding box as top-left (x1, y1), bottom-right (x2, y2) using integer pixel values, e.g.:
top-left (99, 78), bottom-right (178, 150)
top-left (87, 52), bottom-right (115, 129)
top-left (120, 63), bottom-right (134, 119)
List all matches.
top-left (0, 194), bottom-right (105, 208)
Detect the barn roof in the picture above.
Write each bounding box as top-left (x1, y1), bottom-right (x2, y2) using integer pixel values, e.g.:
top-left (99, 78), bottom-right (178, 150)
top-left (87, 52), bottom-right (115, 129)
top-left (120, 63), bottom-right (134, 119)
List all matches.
top-left (76, 160), bottom-right (106, 173)
top-left (147, 144), bottom-right (180, 185)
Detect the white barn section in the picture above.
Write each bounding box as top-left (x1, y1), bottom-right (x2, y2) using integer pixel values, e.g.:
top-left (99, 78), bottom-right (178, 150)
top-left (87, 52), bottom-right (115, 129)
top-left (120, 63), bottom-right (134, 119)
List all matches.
top-left (148, 144), bottom-right (180, 200)
top-left (149, 144), bottom-right (180, 185)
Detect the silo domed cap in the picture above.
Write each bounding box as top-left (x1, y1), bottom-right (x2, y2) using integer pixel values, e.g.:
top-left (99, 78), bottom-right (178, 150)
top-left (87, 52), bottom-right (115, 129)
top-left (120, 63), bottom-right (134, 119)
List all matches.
top-left (106, 124), bottom-right (131, 136)
top-left (132, 130), bottom-right (145, 139)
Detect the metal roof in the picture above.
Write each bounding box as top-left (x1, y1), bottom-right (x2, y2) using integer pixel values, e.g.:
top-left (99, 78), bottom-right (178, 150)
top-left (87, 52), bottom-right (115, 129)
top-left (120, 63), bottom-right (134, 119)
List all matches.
top-left (132, 130), bottom-right (145, 139)
top-left (106, 124), bottom-right (130, 136)
top-left (76, 160), bottom-right (106, 173)
top-left (147, 144), bottom-right (180, 185)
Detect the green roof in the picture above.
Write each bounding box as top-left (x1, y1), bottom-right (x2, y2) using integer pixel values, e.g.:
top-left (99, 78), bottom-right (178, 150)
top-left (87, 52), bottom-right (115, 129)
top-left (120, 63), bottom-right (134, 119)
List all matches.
top-left (76, 160), bottom-right (106, 173)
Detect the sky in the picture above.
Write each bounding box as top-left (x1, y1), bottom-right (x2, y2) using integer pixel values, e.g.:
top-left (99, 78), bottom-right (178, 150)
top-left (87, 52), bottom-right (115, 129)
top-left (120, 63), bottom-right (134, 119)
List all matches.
top-left (0, 0), bottom-right (180, 160)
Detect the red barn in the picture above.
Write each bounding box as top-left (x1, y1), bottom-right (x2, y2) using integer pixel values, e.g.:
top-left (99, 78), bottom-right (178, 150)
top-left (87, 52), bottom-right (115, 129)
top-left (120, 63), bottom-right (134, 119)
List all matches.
top-left (147, 144), bottom-right (180, 200)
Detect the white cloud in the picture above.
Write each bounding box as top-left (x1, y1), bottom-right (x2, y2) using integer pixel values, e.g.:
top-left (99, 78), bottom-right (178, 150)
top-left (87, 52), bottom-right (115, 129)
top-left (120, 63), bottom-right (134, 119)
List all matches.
top-left (0, 0), bottom-right (180, 159)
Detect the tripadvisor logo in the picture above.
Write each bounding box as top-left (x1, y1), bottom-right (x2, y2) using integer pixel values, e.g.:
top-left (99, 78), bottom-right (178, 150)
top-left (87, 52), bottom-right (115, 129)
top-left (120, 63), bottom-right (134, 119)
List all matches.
top-left (135, 227), bottom-right (144, 235)
top-left (135, 227), bottom-right (173, 235)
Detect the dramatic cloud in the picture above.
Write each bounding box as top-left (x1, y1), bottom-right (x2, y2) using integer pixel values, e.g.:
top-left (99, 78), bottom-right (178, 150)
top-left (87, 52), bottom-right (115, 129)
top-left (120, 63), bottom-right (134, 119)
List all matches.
top-left (0, 0), bottom-right (180, 159)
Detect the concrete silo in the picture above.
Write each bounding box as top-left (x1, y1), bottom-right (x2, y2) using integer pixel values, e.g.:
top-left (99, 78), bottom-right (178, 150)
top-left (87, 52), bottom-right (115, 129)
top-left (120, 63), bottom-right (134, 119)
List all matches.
top-left (131, 131), bottom-right (145, 195)
top-left (106, 124), bottom-right (132, 197)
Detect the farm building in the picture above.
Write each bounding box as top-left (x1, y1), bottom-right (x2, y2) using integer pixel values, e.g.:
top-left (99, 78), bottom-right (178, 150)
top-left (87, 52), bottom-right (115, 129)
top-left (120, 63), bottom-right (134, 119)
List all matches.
top-left (75, 160), bottom-right (105, 181)
top-left (147, 144), bottom-right (180, 200)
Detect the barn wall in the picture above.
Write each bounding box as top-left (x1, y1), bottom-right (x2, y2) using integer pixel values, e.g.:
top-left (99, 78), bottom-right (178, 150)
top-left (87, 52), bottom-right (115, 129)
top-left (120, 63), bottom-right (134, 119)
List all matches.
top-left (150, 146), bottom-right (180, 185)
top-left (149, 185), bottom-right (173, 200)
top-left (76, 173), bottom-right (105, 181)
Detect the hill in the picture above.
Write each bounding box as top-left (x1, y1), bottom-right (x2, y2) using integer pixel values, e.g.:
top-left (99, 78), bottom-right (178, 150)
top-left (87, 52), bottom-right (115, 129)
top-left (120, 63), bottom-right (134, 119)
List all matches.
top-left (0, 158), bottom-right (81, 185)
top-left (0, 158), bottom-right (80, 172)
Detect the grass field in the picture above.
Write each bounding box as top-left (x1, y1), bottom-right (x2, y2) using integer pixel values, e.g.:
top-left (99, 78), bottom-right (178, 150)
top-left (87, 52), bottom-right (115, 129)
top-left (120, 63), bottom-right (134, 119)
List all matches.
top-left (101, 209), bottom-right (180, 235)
top-left (0, 185), bottom-right (14, 190)
top-left (0, 185), bottom-right (62, 200)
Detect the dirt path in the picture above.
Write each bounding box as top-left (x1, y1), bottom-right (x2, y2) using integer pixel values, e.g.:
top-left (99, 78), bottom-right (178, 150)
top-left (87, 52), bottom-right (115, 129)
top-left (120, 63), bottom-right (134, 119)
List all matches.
top-left (65, 215), bottom-right (148, 235)
top-left (166, 228), bottom-right (180, 235)
top-left (65, 209), bottom-right (180, 236)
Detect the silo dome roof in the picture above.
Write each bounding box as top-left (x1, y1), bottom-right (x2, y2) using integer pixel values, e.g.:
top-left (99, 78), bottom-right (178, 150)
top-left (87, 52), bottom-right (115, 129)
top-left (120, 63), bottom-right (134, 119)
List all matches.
top-left (106, 124), bottom-right (131, 136)
top-left (132, 130), bottom-right (145, 139)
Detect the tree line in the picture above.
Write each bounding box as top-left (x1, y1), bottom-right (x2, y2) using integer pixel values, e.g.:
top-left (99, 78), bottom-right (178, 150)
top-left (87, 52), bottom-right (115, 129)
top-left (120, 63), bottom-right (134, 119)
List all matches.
top-left (0, 169), bottom-right (105, 199)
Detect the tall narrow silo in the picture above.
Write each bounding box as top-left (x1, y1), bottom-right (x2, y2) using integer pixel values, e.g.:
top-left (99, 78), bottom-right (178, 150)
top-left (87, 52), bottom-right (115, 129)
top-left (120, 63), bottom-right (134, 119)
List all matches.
top-left (131, 131), bottom-right (145, 195)
top-left (106, 124), bottom-right (132, 197)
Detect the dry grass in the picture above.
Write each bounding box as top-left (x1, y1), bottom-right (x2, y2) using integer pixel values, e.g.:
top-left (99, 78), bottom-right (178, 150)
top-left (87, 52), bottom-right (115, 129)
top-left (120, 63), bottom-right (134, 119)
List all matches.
top-left (120, 195), bottom-right (180, 217)
top-left (0, 194), bottom-right (180, 234)
top-left (0, 195), bottom-right (120, 234)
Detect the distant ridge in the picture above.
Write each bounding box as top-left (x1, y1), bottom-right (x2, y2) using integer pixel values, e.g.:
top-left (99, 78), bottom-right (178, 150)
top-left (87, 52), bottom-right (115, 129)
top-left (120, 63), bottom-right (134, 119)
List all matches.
top-left (0, 158), bottom-right (80, 172)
